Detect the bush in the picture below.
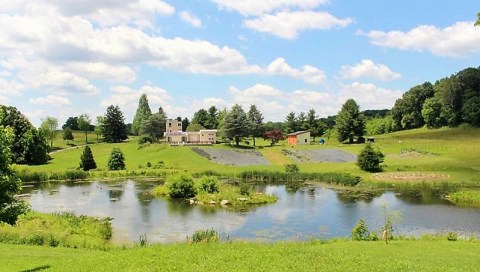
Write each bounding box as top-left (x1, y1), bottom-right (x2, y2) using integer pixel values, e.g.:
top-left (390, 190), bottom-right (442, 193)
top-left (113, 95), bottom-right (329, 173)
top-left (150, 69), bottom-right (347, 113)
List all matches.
top-left (199, 176), bottom-right (219, 194)
top-left (357, 143), bottom-right (384, 172)
top-left (351, 218), bottom-right (370, 241)
top-left (79, 145), bottom-right (97, 171)
top-left (168, 174), bottom-right (197, 198)
top-left (239, 183), bottom-right (251, 196)
top-left (285, 163), bottom-right (300, 174)
top-left (107, 148), bottom-right (126, 171)
top-left (447, 232), bottom-right (458, 241)
top-left (189, 229), bottom-right (219, 243)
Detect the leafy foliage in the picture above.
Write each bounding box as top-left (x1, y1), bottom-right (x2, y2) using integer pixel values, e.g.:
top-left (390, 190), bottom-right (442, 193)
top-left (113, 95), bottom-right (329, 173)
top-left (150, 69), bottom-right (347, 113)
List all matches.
top-left (107, 148), bottom-right (126, 171)
top-left (263, 130), bottom-right (284, 146)
top-left (62, 116), bottom-right (79, 130)
top-left (199, 176), bottom-right (219, 194)
top-left (139, 113), bottom-right (166, 142)
top-left (167, 174), bottom-right (197, 198)
top-left (77, 114), bottom-right (91, 144)
top-left (351, 218), bottom-right (370, 241)
top-left (132, 94), bottom-right (152, 135)
top-left (189, 229), bottom-right (220, 243)
top-left (102, 105), bottom-right (128, 143)
top-left (0, 117), bottom-right (29, 225)
top-left (284, 164), bottom-right (299, 174)
top-left (40, 116), bottom-right (58, 148)
top-left (335, 99), bottom-right (365, 143)
top-left (357, 144), bottom-right (384, 172)
top-left (62, 128), bottom-right (74, 142)
top-left (247, 104), bottom-right (264, 146)
top-left (79, 146), bottom-right (97, 171)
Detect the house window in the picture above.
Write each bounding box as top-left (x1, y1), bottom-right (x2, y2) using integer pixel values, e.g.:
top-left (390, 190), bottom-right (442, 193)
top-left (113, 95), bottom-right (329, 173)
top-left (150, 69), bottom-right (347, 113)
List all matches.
top-left (305, 139), bottom-right (308, 143)
top-left (168, 123), bottom-right (171, 127)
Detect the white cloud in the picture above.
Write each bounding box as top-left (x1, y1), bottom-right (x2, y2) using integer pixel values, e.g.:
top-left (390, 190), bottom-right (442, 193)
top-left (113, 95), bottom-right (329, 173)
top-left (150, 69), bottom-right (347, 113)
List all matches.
top-left (68, 62), bottom-right (137, 83)
top-left (29, 95), bottom-right (71, 106)
top-left (244, 11), bottom-right (353, 39)
top-left (360, 21), bottom-right (480, 57)
top-left (339, 82), bottom-right (403, 110)
top-left (211, 0), bottom-right (328, 16)
top-left (267, 58), bottom-right (326, 84)
top-left (179, 11), bottom-right (202, 28)
top-left (339, 59), bottom-right (401, 81)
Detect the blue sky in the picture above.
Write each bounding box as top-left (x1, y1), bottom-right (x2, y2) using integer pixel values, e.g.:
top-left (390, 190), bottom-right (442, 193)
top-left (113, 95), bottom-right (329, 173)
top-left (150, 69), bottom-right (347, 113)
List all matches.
top-left (0, 0), bottom-right (479, 126)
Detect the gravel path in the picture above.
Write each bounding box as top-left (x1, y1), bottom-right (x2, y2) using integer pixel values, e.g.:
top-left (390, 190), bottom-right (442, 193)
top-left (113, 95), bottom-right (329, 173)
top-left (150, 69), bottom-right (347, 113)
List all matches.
top-left (193, 148), bottom-right (271, 166)
top-left (283, 149), bottom-right (357, 163)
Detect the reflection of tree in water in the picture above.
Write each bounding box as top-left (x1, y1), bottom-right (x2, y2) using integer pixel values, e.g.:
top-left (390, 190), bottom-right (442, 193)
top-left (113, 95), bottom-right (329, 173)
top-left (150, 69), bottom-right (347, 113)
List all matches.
top-left (137, 192), bottom-right (153, 206)
top-left (394, 189), bottom-right (450, 205)
top-left (108, 189), bottom-right (124, 201)
top-left (166, 199), bottom-right (195, 216)
top-left (335, 189), bottom-right (382, 204)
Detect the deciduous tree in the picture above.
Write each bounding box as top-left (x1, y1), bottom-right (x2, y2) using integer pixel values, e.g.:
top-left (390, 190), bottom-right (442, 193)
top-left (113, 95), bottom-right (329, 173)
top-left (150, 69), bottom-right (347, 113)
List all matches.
top-left (62, 128), bottom-right (74, 143)
top-left (40, 116), bottom-right (58, 148)
top-left (140, 113), bottom-right (166, 142)
top-left (77, 114), bottom-right (91, 145)
top-left (263, 130), bottom-right (284, 146)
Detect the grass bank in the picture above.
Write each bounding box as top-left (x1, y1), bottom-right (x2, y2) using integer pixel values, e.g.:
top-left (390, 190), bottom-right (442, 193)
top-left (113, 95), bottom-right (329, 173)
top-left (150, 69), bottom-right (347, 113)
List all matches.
top-left (1, 239), bottom-right (479, 271)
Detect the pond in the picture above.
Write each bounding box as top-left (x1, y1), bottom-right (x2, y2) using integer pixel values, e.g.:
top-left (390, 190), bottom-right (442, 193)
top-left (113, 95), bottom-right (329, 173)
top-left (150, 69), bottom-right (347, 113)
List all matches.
top-left (22, 180), bottom-right (480, 243)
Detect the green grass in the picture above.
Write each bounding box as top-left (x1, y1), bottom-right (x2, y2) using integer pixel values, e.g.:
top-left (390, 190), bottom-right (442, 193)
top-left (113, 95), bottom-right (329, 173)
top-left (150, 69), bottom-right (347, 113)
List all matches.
top-left (51, 130), bottom-right (101, 150)
top-left (1, 239), bottom-right (479, 271)
top-left (448, 190), bottom-right (480, 207)
top-left (0, 212), bottom-right (112, 250)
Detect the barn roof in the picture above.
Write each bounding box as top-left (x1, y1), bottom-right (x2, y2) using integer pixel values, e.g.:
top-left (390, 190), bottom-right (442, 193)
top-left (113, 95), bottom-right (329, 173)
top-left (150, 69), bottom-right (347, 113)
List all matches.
top-left (286, 131), bottom-right (310, 136)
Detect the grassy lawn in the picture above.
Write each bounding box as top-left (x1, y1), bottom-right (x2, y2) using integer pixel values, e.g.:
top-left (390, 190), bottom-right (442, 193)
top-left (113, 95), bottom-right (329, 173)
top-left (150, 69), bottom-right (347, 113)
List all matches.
top-left (16, 127), bottom-right (480, 188)
top-left (1, 240), bottom-right (479, 271)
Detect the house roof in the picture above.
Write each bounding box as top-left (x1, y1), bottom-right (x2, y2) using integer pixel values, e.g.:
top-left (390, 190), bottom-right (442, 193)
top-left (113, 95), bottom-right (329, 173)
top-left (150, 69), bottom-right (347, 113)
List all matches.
top-left (286, 131), bottom-right (310, 136)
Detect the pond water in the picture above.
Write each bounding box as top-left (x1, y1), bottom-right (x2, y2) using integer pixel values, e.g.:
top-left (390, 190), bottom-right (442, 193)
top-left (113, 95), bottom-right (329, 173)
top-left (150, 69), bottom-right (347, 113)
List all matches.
top-left (22, 180), bottom-right (480, 243)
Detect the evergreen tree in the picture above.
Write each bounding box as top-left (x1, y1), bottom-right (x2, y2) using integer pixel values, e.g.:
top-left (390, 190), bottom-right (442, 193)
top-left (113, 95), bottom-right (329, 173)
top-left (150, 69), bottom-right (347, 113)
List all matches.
top-left (335, 99), bottom-right (365, 143)
top-left (206, 106), bottom-right (219, 129)
top-left (139, 113), bottom-right (166, 141)
top-left (223, 104), bottom-right (249, 146)
top-left (296, 112), bottom-right (308, 131)
top-left (0, 113), bottom-right (29, 225)
top-left (247, 104), bottom-right (264, 146)
top-left (108, 148), bottom-right (126, 170)
top-left (102, 105), bottom-right (128, 143)
top-left (357, 143), bottom-right (384, 172)
top-left (132, 94), bottom-right (152, 135)
top-left (181, 117), bottom-right (190, 132)
top-left (79, 145), bottom-right (97, 171)
top-left (285, 112), bottom-right (297, 133)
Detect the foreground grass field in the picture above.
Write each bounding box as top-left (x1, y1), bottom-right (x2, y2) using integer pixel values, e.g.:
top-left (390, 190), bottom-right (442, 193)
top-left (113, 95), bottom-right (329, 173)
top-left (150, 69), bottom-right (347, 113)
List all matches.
top-left (2, 240), bottom-right (479, 272)
top-left (17, 127), bottom-right (480, 188)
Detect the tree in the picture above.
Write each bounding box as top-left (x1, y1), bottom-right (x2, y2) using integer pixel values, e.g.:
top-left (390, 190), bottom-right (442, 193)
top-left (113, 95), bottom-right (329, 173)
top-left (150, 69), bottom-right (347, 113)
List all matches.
top-left (206, 106), bottom-right (219, 129)
top-left (223, 104), bottom-right (249, 146)
top-left (475, 11), bottom-right (480, 26)
top-left (335, 99), bottom-right (365, 143)
top-left (62, 128), bottom-right (74, 144)
top-left (181, 117), bottom-right (190, 132)
top-left (139, 113), bottom-right (166, 142)
top-left (62, 116), bottom-right (79, 130)
top-left (0, 113), bottom-right (29, 225)
top-left (351, 218), bottom-right (370, 241)
top-left (108, 148), bottom-right (126, 170)
top-left (285, 112), bottom-right (297, 133)
top-left (296, 112), bottom-right (308, 131)
top-left (247, 105), bottom-right (264, 146)
top-left (79, 145), bottom-right (97, 171)
top-left (102, 105), bottom-right (128, 143)
top-left (191, 109), bottom-right (210, 128)
top-left (391, 82), bottom-right (434, 130)
top-left (77, 114), bottom-right (91, 145)
top-left (421, 97), bottom-right (444, 128)
top-left (306, 109), bottom-right (320, 141)
top-left (0, 106), bottom-right (49, 165)
top-left (462, 96), bottom-right (480, 127)
top-left (40, 116), bottom-right (58, 148)
top-left (94, 116), bottom-right (105, 142)
top-left (132, 94), bottom-right (152, 135)
top-left (357, 143), bottom-right (384, 172)
top-left (263, 130), bottom-right (284, 146)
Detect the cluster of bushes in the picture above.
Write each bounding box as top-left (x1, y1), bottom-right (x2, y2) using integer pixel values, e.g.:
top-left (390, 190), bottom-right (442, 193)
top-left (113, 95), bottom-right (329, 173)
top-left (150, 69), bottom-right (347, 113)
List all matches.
top-left (0, 212), bottom-right (112, 249)
top-left (238, 170), bottom-right (360, 186)
top-left (16, 169), bottom-right (88, 182)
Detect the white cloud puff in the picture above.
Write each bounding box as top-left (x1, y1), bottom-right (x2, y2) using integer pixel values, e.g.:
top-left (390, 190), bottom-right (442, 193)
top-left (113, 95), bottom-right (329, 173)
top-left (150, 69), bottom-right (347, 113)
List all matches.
top-left (360, 21), bottom-right (480, 57)
top-left (244, 11), bottom-right (353, 39)
top-left (211, 0), bottom-right (328, 16)
top-left (339, 59), bottom-right (401, 81)
top-left (267, 58), bottom-right (326, 84)
top-left (29, 95), bottom-right (71, 106)
top-left (179, 11), bottom-right (202, 28)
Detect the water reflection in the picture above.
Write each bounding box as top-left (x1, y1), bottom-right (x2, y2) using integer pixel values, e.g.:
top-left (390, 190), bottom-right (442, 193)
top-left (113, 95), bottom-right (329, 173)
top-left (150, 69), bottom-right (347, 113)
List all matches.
top-left (23, 180), bottom-right (480, 243)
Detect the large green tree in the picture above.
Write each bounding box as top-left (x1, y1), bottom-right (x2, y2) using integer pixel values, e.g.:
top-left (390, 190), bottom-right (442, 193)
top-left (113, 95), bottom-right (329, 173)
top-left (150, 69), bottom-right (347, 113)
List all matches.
top-left (391, 82), bottom-right (434, 130)
top-left (132, 94), bottom-right (152, 135)
top-left (223, 104), bottom-right (249, 146)
top-left (421, 97), bottom-right (444, 128)
top-left (247, 104), bottom-right (264, 146)
top-left (40, 116), bottom-right (58, 148)
top-left (102, 105), bottom-right (128, 143)
top-left (94, 116), bottom-right (105, 142)
top-left (0, 106), bottom-right (49, 165)
top-left (62, 116), bottom-right (79, 130)
top-left (0, 113), bottom-right (29, 225)
top-left (475, 11), bottom-right (480, 26)
top-left (206, 106), bottom-right (219, 129)
top-left (335, 99), bottom-right (365, 144)
top-left (284, 112), bottom-right (297, 133)
top-left (139, 113), bottom-right (166, 142)
top-left (77, 114), bottom-right (91, 145)
top-left (191, 109), bottom-right (210, 128)
top-left (79, 145), bottom-right (97, 171)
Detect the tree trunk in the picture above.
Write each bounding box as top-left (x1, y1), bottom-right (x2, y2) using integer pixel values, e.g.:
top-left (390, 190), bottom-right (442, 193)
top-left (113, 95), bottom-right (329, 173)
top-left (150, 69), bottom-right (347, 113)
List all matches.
top-left (235, 137), bottom-right (240, 146)
top-left (85, 131), bottom-right (88, 145)
top-left (252, 137), bottom-right (256, 146)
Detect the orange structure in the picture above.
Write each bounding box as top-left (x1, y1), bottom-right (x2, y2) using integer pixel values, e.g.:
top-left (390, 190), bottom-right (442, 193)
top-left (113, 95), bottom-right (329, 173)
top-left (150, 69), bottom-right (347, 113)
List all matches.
top-left (287, 131), bottom-right (310, 146)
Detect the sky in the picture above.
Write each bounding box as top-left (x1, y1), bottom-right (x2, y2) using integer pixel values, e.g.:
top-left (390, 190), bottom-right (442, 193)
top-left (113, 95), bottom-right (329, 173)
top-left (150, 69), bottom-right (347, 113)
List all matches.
top-left (0, 0), bottom-right (479, 127)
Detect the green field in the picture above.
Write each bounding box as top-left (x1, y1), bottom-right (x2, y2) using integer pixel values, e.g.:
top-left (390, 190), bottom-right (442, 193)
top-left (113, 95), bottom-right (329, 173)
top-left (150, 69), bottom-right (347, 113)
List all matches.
top-left (16, 127), bottom-right (480, 189)
top-left (1, 240), bottom-right (479, 272)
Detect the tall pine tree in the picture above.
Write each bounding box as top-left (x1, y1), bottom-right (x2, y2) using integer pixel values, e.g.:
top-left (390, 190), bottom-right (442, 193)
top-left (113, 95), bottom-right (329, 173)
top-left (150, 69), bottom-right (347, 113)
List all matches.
top-left (102, 105), bottom-right (128, 143)
top-left (79, 145), bottom-right (97, 171)
top-left (335, 99), bottom-right (365, 144)
top-left (247, 104), bottom-right (264, 146)
top-left (223, 104), bottom-right (249, 146)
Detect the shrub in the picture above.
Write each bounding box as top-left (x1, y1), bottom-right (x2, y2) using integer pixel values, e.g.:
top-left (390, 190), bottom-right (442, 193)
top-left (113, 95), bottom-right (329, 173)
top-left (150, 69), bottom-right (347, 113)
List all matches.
top-left (168, 174), bottom-right (197, 198)
top-left (79, 145), bottom-right (97, 171)
top-left (107, 148), bottom-right (126, 171)
top-left (285, 163), bottom-right (300, 174)
top-left (199, 176), bottom-right (219, 194)
top-left (447, 232), bottom-right (458, 241)
top-left (64, 170), bottom-right (88, 181)
top-left (357, 143), bottom-right (384, 172)
top-left (352, 218), bottom-right (370, 241)
top-left (189, 229), bottom-right (219, 243)
top-left (239, 183), bottom-right (251, 196)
